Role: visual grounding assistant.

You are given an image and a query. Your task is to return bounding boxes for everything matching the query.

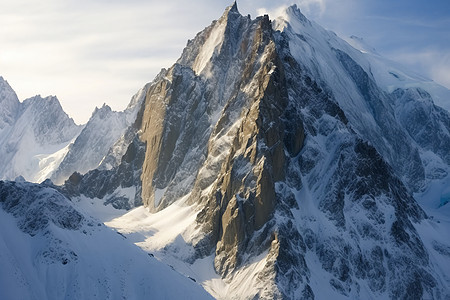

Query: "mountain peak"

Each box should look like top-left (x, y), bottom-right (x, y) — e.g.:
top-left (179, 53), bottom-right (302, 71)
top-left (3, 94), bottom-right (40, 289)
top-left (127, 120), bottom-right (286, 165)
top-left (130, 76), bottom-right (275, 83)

top-left (220, 1), bottom-right (241, 22)
top-left (0, 76), bottom-right (17, 101)
top-left (284, 4), bottom-right (308, 22)
top-left (92, 103), bottom-right (112, 117)
top-left (180, 1), bottom-right (247, 76)
top-left (22, 95), bottom-right (65, 113)
top-left (271, 3), bottom-right (310, 33)
top-left (228, 1), bottom-right (238, 13)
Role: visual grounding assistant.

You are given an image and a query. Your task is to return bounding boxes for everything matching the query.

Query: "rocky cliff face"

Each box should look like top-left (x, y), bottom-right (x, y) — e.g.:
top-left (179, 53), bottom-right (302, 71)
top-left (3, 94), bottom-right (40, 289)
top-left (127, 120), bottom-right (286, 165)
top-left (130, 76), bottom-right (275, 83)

top-left (125, 3), bottom-right (450, 299)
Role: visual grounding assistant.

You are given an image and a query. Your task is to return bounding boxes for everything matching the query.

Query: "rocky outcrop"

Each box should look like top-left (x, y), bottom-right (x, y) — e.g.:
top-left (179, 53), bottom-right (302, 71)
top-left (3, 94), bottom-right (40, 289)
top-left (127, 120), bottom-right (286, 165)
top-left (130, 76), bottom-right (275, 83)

top-left (0, 181), bottom-right (84, 236)
top-left (137, 6), bottom-right (304, 280)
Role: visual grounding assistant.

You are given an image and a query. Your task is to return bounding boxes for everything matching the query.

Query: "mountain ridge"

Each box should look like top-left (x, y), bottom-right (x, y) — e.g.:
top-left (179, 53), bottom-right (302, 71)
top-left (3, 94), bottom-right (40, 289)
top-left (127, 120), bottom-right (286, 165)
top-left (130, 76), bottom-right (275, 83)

top-left (0, 78), bottom-right (145, 185)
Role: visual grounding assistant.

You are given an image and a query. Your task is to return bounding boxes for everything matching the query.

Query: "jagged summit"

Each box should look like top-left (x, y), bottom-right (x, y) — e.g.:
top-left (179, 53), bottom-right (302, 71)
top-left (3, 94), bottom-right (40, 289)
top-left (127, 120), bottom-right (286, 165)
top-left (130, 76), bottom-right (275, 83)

top-left (0, 90), bottom-right (82, 182)
top-left (91, 102), bottom-right (113, 118)
top-left (227, 1), bottom-right (239, 14)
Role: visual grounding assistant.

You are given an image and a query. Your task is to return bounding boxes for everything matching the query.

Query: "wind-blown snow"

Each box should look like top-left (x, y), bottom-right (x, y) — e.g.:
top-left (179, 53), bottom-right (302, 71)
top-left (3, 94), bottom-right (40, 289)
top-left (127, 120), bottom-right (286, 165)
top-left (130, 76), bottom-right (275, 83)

top-left (193, 20), bottom-right (227, 76)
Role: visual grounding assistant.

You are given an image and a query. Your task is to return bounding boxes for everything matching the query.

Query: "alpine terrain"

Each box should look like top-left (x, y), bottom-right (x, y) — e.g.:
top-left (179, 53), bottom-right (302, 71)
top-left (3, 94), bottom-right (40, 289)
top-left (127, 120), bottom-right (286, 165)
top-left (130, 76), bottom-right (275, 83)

top-left (1, 2), bottom-right (450, 300)
top-left (0, 76), bottom-right (144, 185)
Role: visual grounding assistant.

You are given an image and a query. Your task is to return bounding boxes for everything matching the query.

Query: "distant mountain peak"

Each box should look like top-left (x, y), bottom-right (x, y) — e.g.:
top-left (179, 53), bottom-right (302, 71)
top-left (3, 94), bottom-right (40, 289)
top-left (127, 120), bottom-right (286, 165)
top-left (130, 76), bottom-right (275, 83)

top-left (92, 103), bottom-right (113, 118)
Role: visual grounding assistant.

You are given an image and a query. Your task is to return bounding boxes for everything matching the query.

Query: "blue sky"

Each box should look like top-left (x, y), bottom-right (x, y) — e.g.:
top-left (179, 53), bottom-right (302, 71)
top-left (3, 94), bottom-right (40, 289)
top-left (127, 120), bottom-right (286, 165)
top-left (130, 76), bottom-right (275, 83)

top-left (1, 0), bottom-right (449, 123)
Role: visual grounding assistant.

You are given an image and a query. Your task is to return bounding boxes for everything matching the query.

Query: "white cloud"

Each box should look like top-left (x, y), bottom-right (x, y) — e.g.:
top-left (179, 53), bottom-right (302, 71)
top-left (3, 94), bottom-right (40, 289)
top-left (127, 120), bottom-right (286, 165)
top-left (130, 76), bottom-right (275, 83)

top-left (388, 49), bottom-right (450, 89)
top-left (297, 0), bottom-right (326, 17)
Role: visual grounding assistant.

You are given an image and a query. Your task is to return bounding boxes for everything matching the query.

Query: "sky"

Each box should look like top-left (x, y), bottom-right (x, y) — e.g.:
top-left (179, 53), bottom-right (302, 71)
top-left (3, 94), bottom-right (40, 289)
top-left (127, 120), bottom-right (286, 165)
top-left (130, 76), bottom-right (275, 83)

top-left (1, 0), bottom-right (449, 124)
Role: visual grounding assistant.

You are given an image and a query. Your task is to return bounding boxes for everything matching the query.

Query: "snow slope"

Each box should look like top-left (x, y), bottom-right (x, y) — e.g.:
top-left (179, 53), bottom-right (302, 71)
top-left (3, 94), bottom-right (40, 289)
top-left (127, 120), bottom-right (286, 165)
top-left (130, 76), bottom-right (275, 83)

top-left (0, 180), bottom-right (213, 300)
top-left (104, 201), bottom-right (281, 300)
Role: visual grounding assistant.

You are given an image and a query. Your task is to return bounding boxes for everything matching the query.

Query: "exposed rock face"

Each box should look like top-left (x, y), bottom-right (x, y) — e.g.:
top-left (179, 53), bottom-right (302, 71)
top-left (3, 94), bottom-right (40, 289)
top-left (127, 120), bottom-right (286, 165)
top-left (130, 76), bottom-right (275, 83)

top-left (55, 86), bottom-right (149, 210)
top-left (130, 3), bottom-right (450, 299)
top-left (137, 6), bottom-right (300, 280)
top-left (0, 181), bottom-right (84, 236)
top-left (392, 87), bottom-right (450, 173)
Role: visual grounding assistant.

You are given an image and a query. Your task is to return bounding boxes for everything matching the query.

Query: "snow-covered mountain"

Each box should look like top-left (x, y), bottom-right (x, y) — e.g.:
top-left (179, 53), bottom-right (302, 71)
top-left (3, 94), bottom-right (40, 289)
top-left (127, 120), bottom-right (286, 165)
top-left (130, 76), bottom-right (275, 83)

top-left (0, 77), bottom-right (82, 182)
top-left (50, 91), bottom-right (144, 185)
top-left (0, 76), bottom-right (145, 185)
top-left (0, 180), bottom-right (213, 300)
top-left (67, 3), bottom-right (450, 299)
top-left (2, 2), bottom-right (450, 300)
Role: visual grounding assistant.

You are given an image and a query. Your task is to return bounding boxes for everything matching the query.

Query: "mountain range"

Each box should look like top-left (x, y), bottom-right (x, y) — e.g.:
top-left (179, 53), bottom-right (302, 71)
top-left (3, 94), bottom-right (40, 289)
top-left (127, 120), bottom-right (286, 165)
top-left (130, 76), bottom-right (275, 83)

top-left (1, 2), bottom-right (450, 299)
